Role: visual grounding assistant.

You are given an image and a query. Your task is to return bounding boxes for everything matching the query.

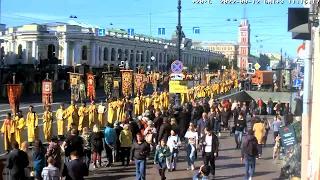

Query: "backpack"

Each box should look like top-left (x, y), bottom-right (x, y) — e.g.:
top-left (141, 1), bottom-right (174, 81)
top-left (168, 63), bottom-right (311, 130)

top-left (244, 137), bottom-right (258, 157)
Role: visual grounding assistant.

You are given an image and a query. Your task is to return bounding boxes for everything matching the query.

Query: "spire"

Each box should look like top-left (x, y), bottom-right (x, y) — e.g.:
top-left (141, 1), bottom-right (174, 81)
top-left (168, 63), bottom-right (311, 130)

top-left (242, 5), bottom-right (247, 19)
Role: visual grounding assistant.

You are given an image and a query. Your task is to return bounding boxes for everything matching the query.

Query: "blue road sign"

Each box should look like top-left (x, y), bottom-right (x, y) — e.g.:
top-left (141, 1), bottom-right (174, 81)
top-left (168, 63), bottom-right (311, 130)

top-left (158, 28), bottom-right (165, 35)
top-left (98, 29), bottom-right (106, 36)
top-left (171, 60), bottom-right (184, 73)
top-left (127, 29), bottom-right (134, 36)
top-left (193, 27), bottom-right (200, 34)
top-left (293, 79), bottom-right (302, 88)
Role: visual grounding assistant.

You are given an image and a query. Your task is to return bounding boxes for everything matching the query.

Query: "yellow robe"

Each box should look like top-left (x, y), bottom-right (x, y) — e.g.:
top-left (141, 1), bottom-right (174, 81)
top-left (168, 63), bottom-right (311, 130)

top-left (145, 97), bottom-right (152, 110)
top-left (153, 95), bottom-right (160, 110)
top-left (56, 108), bottom-right (66, 136)
top-left (42, 111), bottom-right (53, 142)
top-left (88, 105), bottom-right (98, 128)
top-left (14, 116), bottom-right (25, 148)
top-left (181, 93), bottom-right (186, 105)
top-left (1, 119), bottom-right (14, 150)
top-left (159, 94), bottom-right (164, 108)
top-left (134, 97), bottom-right (141, 115)
top-left (26, 112), bottom-right (39, 143)
top-left (140, 97), bottom-right (145, 113)
top-left (107, 102), bottom-right (117, 124)
top-left (97, 105), bottom-right (106, 127)
top-left (116, 100), bottom-right (125, 121)
top-left (163, 92), bottom-right (169, 108)
top-left (66, 105), bottom-right (79, 130)
top-left (78, 106), bottom-right (89, 131)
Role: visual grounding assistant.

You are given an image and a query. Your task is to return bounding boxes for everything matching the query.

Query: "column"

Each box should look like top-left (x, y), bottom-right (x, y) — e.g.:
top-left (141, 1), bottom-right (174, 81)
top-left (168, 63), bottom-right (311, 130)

top-left (63, 41), bottom-right (68, 66)
top-left (32, 41), bottom-right (38, 64)
top-left (23, 41), bottom-right (29, 64)
top-left (73, 41), bottom-right (80, 64)
top-left (95, 44), bottom-right (100, 67)
top-left (91, 43), bottom-right (96, 66)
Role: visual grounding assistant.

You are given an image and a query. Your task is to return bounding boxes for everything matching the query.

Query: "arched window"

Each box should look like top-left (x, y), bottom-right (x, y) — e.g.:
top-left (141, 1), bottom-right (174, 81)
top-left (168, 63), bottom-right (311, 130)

top-left (118, 49), bottom-right (122, 61)
top-left (130, 50), bottom-right (134, 62)
top-left (99, 47), bottom-right (101, 61)
top-left (48, 44), bottom-right (56, 59)
top-left (82, 46), bottom-right (88, 60)
top-left (141, 51), bottom-right (144, 62)
top-left (159, 53), bottom-right (162, 63)
top-left (104, 48), bottom-right (108, 61)
top-left (136, 51), bottom-right (140, 63)
top-left (111, 48), bottom-right (116, 61)
top-left (18, 44), bottom-right (23, 59)
top-left (125, 49), bottom-right (129, 61)
top-left (146, 51), bottom-right (149, 62)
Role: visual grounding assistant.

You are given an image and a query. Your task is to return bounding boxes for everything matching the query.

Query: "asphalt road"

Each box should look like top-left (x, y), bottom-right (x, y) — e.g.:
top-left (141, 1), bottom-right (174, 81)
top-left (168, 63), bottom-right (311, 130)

top-left (84, 116), bottom-right (281, 180)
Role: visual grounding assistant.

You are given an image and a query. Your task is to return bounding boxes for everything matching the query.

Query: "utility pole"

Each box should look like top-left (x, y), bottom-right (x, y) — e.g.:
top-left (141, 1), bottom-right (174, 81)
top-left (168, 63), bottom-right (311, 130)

top-left (177, 0), bottom-right (182, 61)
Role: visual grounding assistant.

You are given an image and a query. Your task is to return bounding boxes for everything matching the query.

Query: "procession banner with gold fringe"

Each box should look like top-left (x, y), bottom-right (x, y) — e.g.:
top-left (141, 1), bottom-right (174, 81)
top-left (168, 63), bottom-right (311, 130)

top-left (121, 70), bottom-right (133, 96)
top-left (87, 73), bottom-right (96, 101)
top-left (7, 84), bottom-right (22, 116)
top-left (69, 73), bottom-right (81, 102)
top-left (134, 74), bottom-right (144, 94)
top-left (42, 80), bottom-right (52, 105)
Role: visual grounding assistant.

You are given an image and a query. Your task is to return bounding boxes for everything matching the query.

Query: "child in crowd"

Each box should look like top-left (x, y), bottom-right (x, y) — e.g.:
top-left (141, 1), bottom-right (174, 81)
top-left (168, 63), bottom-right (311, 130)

top-left (273, 135), bottom-right (281, 159)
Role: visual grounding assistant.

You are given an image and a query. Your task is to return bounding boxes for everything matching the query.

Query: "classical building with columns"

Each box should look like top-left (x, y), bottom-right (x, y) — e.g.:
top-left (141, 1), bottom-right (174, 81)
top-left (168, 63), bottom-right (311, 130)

top-left (0, 21), bottom-right (224, 72)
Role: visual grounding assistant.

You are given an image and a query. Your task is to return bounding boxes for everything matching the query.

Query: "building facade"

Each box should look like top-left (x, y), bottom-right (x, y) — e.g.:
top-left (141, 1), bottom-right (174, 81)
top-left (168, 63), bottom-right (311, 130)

top-left (192, 41), bottom-right (238, 62)
top-left (237, 18), bottom-right (250, 69)
top-left (0, 21), bottom-right (221, 72)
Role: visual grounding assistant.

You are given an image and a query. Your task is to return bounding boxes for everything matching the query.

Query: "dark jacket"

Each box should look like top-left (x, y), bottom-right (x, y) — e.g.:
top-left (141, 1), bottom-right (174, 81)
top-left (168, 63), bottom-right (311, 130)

top-left (62, 158), bottom-right (88, 180)
top-left (241, 135), bottom-right (259, 158)
top-left (200, 134), bottom-right (219, 155)
top-left (130, 140), bottom-right (150, 160)
top-left (221, 111), bottom-right (230, 123)
top-left (235, 118), bottom-right (246, 132)
top-left (158, 123), bottom-right (171, 142)
top-left (6, 149), bottom-right (29, 174)
top-left (153, 116), bottom-right (163, 133)
top-left (178, 111), bottom-right (190, 136)
top-left (90, 132), bottom-right (104, 153)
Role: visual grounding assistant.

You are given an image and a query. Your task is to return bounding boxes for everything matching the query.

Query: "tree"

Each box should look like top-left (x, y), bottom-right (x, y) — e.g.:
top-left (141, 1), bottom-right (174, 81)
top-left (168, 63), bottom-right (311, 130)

top-left (208, 58), bottom-right (231, 71)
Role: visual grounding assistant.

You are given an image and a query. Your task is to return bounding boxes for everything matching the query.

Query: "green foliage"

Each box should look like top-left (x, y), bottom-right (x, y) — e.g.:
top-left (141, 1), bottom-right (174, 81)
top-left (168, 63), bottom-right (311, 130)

top-left (208, 58), bottom-right (230, 71)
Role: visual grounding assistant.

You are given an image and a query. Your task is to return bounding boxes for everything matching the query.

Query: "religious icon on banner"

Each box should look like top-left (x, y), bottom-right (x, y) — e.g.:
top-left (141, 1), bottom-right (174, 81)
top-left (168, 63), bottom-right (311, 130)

top-left (7, 73), bottom-right (22, 116)
top-left (104, 73), bottom-right (113, 98)
top-left (121, 70), bottom-right (133, 96)
top-left (69, 73), bottom-right (80, 102)
top-left (42, 81), bottom-right (52, 105)
top-left (79, 81), bottom-right (86, 102)
top-left (134, 74), bottom-right (144, 93)
top-left (87, 73), bottom-right (96, 101)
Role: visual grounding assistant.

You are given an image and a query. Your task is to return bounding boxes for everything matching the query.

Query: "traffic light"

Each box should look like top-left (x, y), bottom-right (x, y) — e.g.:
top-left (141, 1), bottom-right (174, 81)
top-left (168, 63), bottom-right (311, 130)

top-left (248, 69), bottom-right (255, 74)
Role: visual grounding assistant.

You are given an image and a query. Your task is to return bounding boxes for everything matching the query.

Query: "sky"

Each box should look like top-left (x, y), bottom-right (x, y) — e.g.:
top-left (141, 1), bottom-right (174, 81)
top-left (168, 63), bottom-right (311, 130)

top-left (1, 0), bottom-right (306, 58)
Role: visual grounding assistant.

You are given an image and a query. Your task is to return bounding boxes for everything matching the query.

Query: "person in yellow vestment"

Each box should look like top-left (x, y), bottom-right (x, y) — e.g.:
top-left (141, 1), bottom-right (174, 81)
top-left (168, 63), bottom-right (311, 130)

top-left (14, 110), bottom-right (25, 148)
top-left (88, 101), bottom-right (98, 128)
top-left (145, 94), bottom-right (153, 111)
top-left (163, 90), bottom-right (169, 109)
top-left (181, 93), bottom-right (186, 105)
top-left (134, 94), bottom-right (141, 116)
top-left (78, 102), bottom-right (89, 131)
top-left (42, 105), bottom-right (53, 142)
top-left (107, 100), bottom-right (117, 124)
top-left (66, 102), bottom-right (79, 130)
top-left (159, 91), bottom-right (164, 109)
top-left (153, 92), bottom-right (160, 110)
top-left (26, 106), bottom-right (39, 145)
top-left (1, 113), bottom-right (14, 153)
top-left (56, 104), bottom-right (66, 140)
top-left (98, 101), bottom-right (107, 127)
top-left (140, 95), bottom-right (146, 113)
top-left (116, 98), bottom-right (125, 122)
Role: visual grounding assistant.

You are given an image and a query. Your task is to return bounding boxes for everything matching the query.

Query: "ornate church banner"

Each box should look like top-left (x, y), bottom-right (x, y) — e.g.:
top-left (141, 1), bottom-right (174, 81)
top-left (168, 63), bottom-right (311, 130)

top-left (42, 80), bottom-right (52, 105)
top-left (87, 73), bottom-right (96, 101)
top-left (69, 73), bottom-right (81, 102)
top-left (121, 70), bottom-right (133, 96)
top-left (134, 74), bottom-right (144, 94)
top-left (7, 84), bottom-right (22, 115)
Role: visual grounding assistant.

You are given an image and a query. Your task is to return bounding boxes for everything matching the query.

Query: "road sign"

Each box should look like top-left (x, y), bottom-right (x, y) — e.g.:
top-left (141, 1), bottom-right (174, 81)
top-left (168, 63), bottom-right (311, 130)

top-left (158, 28), bottom-right (165, 35)
top-left (254, 63), bottom-right (261, 70)
top-left (170, 73), bottom-right (185, 81)
top-left (127, 29), bottom-right (134, 36)
top-left (98, 29), bottom-right (106, 36)
top-left (193, 27), bottom-right (200, 34)
top-left (171, 60), bottom-right (184, 73)
top-left (169, 80), bottom-right (188, 93)
top-left (293, 79), bottom-right (302, 88)
top-left (247, 69), bottom-right (255, 74)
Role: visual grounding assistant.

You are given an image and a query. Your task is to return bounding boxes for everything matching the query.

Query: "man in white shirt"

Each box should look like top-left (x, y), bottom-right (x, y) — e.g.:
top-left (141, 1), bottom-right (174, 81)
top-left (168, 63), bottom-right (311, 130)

top-left (231, 100), bottom-right (238, 111)
top-left (166, 130), bottom-right (181, 171)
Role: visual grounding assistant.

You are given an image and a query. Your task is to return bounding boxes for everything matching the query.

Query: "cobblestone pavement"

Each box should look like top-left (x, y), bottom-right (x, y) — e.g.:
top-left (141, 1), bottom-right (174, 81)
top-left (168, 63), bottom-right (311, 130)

top-left (85, 117), bottom-right (281, 180)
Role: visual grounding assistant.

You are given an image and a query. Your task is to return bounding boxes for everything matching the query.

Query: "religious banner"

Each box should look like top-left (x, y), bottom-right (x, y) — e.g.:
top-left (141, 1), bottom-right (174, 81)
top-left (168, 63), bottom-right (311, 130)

top-left (121, 70), bottom-right (133, 96)
top-left (134, 74), bottom-right (144, 94)
top-left (103, 72), bottom-right (114, 98)
top-left (87, 73), bottom-right (96, 101)
top-left (79, 81), bottom-right (86, 102)
top-left (7, 84), bottom-right (22, 116)
top-left (113, 77), bottom-right (121, 99)
top-left (69, 73), bottom-right (81, 102)
top-left (42, 80), bottom-right (52, 105)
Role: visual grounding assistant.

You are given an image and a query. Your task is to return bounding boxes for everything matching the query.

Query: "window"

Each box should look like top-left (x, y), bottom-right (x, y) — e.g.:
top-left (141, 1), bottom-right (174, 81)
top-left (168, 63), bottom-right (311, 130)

top-left (18, 44), bottom-right (23, 59)
top-left (242, 49), bottom-right (245, 54)
top-left (82, 46), bottom-right (88, 60)
top-left (103, 48), bottom-right (108, 61)
top-left (48, 44), bottom-right (56, 59)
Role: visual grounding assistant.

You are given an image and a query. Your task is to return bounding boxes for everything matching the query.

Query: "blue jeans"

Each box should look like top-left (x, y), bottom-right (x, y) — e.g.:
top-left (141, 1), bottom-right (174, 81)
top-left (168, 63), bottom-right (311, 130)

top-left (235, 131), bottom-right (243, 146)
top-left (244, 156), bottom-right (256, 179)
top-left (214, 120), bottom-right (221, 134)
top-left (186, 144), bottom-right (196, 166)
top-left (135, 159), bottom-right (146, 180)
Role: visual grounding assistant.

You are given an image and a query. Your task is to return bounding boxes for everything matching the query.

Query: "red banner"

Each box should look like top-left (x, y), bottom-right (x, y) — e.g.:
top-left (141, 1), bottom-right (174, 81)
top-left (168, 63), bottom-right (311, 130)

top-left (7, 84), bottom-right (22, 115)
top-left (87, 73), bottom-right (96, 101)
top-left (134, 74), bottom-right (144, 94)
top-left (121, 70), bottom-right (133, 96)
top-left (42, 80), bottom-right (52, 105)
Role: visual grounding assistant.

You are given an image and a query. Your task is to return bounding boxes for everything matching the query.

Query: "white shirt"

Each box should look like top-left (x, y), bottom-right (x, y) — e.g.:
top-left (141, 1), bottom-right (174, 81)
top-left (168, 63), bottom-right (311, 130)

top-left (167, 135), bottom-right (180, 152)
top-left (184, 131), bottom-right (198, 145)
top-left (205, 135), bottom-right (213, 152)
top-left (231, 102), bottom-right (238, 110)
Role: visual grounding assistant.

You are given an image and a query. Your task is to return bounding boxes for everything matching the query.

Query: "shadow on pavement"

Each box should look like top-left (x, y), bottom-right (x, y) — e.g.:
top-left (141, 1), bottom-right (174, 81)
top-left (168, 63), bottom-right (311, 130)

top-left (216, 171), bottom-right (275, 180)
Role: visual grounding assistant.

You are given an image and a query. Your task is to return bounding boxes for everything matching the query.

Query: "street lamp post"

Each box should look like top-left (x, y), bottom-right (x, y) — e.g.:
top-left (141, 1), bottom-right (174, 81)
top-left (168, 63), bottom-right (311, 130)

top-left (177, 0), bottom-right (182, 62)
top-left (285, 63), bottom-right (294, 111)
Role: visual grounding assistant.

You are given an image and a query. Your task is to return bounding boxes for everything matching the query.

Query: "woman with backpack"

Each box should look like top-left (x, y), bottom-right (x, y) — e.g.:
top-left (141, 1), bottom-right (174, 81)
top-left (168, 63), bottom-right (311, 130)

top-left (90, 125), bottom-right (104, 169)
top-left (81, 127), bottom-right (91, 170)
top-left (262, 116), bottom-right (271, 147)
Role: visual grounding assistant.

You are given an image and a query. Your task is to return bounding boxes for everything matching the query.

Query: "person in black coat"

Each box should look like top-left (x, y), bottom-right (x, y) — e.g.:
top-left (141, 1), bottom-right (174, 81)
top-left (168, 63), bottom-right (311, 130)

top-left (158, 117), bottom-right (171, 143)
top-left (221, 107), bottom-right (230, 130)
top-left (153, 112), bottom-right (163, 144)
top-left (6, 141), bottom-right (29, 180)
top-left (178, 106), bottom-right (190, 140)
top-left (90, 125), bottom-right (104, 167)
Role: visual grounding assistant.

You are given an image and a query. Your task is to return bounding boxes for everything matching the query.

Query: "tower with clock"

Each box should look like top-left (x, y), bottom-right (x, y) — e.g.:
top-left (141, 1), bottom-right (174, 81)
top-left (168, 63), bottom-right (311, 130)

top-left (237, 7), bottom-right (251, 69)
